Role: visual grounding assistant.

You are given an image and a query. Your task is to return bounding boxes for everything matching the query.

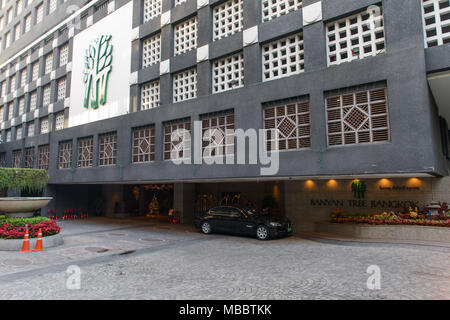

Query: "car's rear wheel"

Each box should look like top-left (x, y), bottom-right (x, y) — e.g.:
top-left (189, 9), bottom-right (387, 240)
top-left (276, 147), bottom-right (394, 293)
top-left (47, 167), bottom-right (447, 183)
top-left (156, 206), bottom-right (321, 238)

top-left (201, 222), bottom-right (212, 234)
top-left (256, 225), bottom-right (269, 240)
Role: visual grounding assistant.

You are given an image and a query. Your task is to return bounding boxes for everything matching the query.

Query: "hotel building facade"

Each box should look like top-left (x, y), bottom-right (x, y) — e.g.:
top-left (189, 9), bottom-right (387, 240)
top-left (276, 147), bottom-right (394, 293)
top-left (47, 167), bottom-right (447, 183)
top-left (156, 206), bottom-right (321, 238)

top-left (1, 0), bottom-right (450, 232)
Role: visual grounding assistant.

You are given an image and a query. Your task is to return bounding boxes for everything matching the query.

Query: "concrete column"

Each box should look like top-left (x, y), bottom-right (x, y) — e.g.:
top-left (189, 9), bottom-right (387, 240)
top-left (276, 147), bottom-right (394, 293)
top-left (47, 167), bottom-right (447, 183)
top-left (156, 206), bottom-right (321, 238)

top-left (173, 183), bottom-right (196, 225)
top-left (103, 184), bottom-right (126, 217)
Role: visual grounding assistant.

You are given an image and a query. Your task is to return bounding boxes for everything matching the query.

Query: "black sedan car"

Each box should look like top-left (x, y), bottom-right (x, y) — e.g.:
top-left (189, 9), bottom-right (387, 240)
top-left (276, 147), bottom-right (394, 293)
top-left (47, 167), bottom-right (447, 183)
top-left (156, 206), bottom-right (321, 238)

top-left (194, 206), bottom-right (292, 240)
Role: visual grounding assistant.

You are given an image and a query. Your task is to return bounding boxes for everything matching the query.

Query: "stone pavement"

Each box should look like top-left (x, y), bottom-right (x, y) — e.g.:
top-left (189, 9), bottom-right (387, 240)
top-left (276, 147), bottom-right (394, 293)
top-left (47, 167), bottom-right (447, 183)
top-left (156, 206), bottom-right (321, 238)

top-left (0, 217), bottom-right (449, 300)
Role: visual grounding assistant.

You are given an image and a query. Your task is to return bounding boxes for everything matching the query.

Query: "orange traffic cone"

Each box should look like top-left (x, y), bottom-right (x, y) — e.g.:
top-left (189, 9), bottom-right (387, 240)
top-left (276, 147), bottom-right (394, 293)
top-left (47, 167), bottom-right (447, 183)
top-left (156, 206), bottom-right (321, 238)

top-left (32, 228), bottom-right (45, 252)
top-left (19, 227), bottom-right (32, 253)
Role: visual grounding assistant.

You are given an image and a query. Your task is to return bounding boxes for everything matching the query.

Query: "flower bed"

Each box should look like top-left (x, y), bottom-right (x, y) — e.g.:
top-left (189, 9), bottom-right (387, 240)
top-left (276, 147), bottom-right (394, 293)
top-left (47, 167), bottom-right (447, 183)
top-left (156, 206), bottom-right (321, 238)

top-left (0, 217), bottom-right (61, 239)
top-left (330, 210), bottom-right (450, 228)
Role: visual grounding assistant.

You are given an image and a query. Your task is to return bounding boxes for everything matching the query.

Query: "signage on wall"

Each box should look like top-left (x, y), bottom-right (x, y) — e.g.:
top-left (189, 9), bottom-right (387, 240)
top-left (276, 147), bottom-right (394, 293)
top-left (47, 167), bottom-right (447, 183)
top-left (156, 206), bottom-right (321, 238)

top-left (83, 35), bottom-right (113, 109)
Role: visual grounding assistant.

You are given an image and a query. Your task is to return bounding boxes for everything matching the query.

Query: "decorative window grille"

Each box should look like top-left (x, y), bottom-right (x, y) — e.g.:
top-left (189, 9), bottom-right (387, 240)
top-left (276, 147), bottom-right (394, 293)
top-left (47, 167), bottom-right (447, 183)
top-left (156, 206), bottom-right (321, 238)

top-left (262, 33), bottom-right (304, 81)
top-left (42, 84), bottom-right (51, 106)
top-left (36, 3), bottom-right (44, 24)
top-left (164, 119), bottom-right (191, 161)
top-left (263, 97), bottom-right (311, 151)
top-left (59, 43), bottom-right (69, 67)
top-left (143, 0), bottom-right (161, 23)
top-left (55, 111), bottom-right (65, 130)
top-left (7, 102), bottom-right (13, 120)
top-left (0, 153), bottom-right (6, 167)
top-left (13, 150), bottom-right (21, 167)
top-left (174, 17), bottom-right (198, 56)
top-left (132, 126), bottom-right (155, 163)
top-left (262, 0), bottom-right (302, 22)
top-left (212, 52), bottom-right (244, 93)
top-left (18, 97), bottom-right (25, 115)
top-left (57, 77), bottom-right (66, 100)
top-left (44, 53), bottom-right (53, 74)
top-left (326, 87), bottom-right (390, 146)
top-left (16, 125), bottom-right (22, 140)
top-left (142, 34), bottom-right (161, 68)
top-left (213, 0), bottom-right (243, 41)
top-left (99, 132), bottom-right (117, 166)
top-left (141, 80), bottom-right (160, 110)
top-left (32, 62), bottom-right (39, 81)
top-left (201, 111), bottom-right (235, 158)
top-left (173, 68), bottom-right (197, 103)
top-left (326, 8), bottom-right (385, 66)
top-left (77, 137), bottom-right (94, 167)
top-left (422, 0), bottom-right (450, 47)
top-left (9, 75), bottom-right (16, 93)
top-left (6, 129), bottom-right (12, 142)
top-left (21, 68), bottom-right (27, 87)
top-left (24, 14), bottom-right (31, 33)
top-left (58, 141), bottom-right (72, 169)
top-left (14, 23), bottom-right (20, 41)
top-left (27, 121), bottom-right (34, 137)
top-left (38, 145), bottom-right (49, 169)
top-left (40, 117), bottom-right (49, 134)
top-left (30, 91), bottom-right (37, 111)
top-left (175, 0), bottom-right (187, 6)
top-left (49, 0), bottom-right (57, 14)
top-left (24, 147), bottom-right (34, 168)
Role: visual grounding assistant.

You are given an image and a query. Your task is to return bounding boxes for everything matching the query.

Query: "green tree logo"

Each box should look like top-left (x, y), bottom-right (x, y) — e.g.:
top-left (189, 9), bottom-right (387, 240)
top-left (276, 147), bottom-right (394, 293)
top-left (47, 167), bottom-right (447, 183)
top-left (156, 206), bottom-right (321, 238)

top-left (351, 180), bottom-right (366, 199)
top-left (83, 35), bottom-right (113, 109)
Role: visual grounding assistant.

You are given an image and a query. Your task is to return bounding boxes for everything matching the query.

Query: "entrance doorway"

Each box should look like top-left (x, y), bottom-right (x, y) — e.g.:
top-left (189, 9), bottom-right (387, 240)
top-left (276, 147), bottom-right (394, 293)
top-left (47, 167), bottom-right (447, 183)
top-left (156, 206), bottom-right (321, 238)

top-left (123, 184), bottom-right (174, 218)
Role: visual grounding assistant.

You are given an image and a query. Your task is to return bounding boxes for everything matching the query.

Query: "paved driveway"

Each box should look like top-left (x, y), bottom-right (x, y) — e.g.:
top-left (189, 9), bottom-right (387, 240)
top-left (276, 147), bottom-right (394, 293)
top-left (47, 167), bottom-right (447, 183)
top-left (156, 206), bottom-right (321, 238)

top-left (0, 218), bottom-right (449, 299)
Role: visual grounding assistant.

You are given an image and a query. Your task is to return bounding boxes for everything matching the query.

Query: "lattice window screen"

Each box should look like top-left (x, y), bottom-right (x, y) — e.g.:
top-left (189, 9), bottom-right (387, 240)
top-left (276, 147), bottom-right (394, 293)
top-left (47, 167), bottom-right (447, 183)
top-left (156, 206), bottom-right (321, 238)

top-left (422, 0), bottom-right (450, 47)
top-left (262, 0), bottom-right (303, 22)
top-left (213, 0), bottom-right (243, 41)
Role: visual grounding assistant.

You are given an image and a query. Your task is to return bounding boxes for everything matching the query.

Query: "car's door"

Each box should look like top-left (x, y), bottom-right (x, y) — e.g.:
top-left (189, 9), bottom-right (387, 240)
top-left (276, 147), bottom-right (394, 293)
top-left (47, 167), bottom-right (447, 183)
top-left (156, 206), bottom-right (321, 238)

top-left (208, 206), bottom-right (230, 232)
top-left (220, 207), bottom-right (250, 235)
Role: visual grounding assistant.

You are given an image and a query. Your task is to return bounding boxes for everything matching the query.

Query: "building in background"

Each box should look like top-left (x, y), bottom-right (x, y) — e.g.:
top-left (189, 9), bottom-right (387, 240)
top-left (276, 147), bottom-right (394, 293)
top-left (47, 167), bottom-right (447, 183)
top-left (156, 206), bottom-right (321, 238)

top-left (0, 0), bottom-right (449, 233)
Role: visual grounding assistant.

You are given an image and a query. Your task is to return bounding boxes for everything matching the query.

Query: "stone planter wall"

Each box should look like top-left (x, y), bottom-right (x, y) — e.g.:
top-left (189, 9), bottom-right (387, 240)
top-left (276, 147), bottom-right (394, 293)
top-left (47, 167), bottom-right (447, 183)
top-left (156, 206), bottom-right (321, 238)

top-left (0, 233), bottom-right (63, 251)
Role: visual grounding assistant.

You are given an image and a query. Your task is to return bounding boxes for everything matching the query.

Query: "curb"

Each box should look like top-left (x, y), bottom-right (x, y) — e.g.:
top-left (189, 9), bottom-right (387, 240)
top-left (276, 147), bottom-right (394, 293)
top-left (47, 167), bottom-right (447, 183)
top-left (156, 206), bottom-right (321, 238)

top-left (0, 234), bottom-right (64, 251)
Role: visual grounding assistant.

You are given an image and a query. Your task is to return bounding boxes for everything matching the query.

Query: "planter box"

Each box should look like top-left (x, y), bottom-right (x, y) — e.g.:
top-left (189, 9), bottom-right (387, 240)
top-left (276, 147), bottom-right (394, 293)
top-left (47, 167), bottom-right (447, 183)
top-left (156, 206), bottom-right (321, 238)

top-left (0, 233), bottom-right (63, 251)
top-left (315, 222), bottom-right (450, 243)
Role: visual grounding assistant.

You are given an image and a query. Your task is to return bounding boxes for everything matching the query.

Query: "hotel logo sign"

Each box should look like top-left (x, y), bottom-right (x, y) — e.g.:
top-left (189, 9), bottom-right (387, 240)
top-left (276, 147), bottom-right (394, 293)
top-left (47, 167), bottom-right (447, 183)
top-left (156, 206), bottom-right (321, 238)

top-left (83, 35), bottom-right (113, 109)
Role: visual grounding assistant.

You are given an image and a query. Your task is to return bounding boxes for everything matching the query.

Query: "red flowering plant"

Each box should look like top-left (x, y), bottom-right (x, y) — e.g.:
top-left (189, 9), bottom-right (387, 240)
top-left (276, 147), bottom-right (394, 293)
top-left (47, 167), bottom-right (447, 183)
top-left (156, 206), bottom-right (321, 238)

top-left (0, 217), bottom-right (61, 239)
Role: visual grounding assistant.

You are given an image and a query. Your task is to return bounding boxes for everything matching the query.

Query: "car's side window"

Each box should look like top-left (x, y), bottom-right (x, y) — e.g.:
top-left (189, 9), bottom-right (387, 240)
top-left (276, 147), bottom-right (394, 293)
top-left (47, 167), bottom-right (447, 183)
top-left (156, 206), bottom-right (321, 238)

top-left (227, 207), bottom-right (242, 217)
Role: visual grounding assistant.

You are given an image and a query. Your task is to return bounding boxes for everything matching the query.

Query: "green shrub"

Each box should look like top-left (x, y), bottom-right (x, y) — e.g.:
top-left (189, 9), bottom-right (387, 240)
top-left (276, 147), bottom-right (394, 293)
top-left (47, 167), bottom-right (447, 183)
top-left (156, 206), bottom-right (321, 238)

top-left (0, 216), bottom-right (50, 227)
top-left (0, 168), bottom-right (49, 193)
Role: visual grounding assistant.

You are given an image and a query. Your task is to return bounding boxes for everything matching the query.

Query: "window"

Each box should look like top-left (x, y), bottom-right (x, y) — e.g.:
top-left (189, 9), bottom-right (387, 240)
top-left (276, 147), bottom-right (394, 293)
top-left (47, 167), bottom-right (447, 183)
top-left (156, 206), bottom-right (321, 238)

top-left (132, 126), bottom-right (155, 163)
top-left (13, 150), bottom-right (21, 167)
top-left (49, 0), bottom-right (57, 14)
top-left (6, 129), bottom-right (12, 142)
top-left (77, 137), bottom-right (94, 167)
top-left (44, 53), bottom-right (53, 74)
top-left (326, 87), bottom-right (390, 146)
top-left (212, 52), bottom-right (244, 93)
top-left (17, 0), bottom-right (23, 15)
top-left (174, 17), bottom-right (197, 56)
top-left (201, 111), bottom-right (235, 158)
top-left (326, 8), bottom-right (385, 66)
top-left (58, 141), bottom-right (72, 169)
top-left (59, 43), bottom-right (69, 67)
top-left (263, 97), bottom-right (311, 151)
top-left (24, 147), bottom-right (34, 168)
top-left (7, 102), bottom-right (13, 120)
top-left (164, 119), bottom-right (191, 161)
top-left (9, 74), bottom-right (16, 93)
top-left (24, 14), bottom-right (31, 33)
top-left (32, 62), bottom-right (39, 81)
top-left (262, 0), bottom-right (302, 22)
top-left (141, 80), bottom-right (160, 110)
top-left (99, 132), bottom-right (117, 166)
top-left (36, 3), bottom-right (44, 24)
top-left (42, 84), bottom-right (51, 106)
top-left (0, 81), bottom-right (6, 97)
top-left (173, 68), bottom-right (197, 103)
top-left (143, 0), bottom-right (161, 23)
top-left (14, 23), bottom-right (20, 41)
top-left (27, 121), bottom-right (34, 137)
top-left (142, 34), bottom-right (161, 68)
top-left (213, 0), bottom-right (243, 41)
top-left (6, 8), bottom-right (12, 23)
top-left (57, 77), bottom-right (66, 100)
top-left (55, 111), bottom-right (65, 130)
top-left (4, 31), bottom-right (11, 48)
top-left (0, 17), bottom-right (3, 32)
top-left (30, 91), bottom-right (37, 111)
top-left (0, 153), bottom-right (6, 167)
top-left (16, 125), bottom-right (22, 139)
top-left (18, 97), bottom-right (25, 115)
top-left (0, 106), bottom-right (4, 120)
top-left (422, 0), bottom-right (450, 47)
top-left (175, 0), bottom-right (187, 6)
top-left (38, 145), bottom-right (49, 169)
top-left (40, 117), bottom-right (49, 134)
top-left (20, 68), bottom-right (27, 87)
